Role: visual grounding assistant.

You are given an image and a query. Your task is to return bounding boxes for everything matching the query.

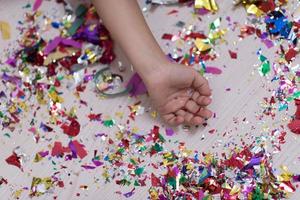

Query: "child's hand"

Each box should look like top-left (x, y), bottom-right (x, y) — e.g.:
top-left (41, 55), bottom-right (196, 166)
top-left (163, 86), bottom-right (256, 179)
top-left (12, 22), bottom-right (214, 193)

top-left (144, 63), bottom-right (213, 126)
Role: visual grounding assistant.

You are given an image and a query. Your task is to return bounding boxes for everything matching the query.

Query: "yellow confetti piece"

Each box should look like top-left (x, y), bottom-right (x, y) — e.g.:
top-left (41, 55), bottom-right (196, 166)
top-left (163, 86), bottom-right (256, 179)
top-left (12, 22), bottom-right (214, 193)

top-left (13, 189), bottom-right (23, 199)
top-left (43, 47), bottom-right (77, 65)
top-left (0, 21), bottom-right (11, 40)
top-left (34, 153), bottom-right (43, 163)
top-left (115, 111), bottom-right (124, 119)
top-left (278, 165), bottom-right (293, 182)
top-left (195, 0), bottom-right (218, 12)
top-left (194, 38), bottom-right (211, 52)
top-left (30, 177), bottom-right (53, 197)
top-left (151, 111), bottom-right (157, 119)
top-left (246, 4), bottom-right (263, 17)
top-left (48, 91), bottom-right (64, 103)
top-left (230, 185), bottom-right (241, 195)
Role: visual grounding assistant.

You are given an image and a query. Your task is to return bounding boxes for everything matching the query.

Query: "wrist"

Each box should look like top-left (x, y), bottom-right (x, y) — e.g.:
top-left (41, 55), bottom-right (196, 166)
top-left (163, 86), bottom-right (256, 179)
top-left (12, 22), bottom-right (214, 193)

top-left (136, 56), bottom-right (170, 86)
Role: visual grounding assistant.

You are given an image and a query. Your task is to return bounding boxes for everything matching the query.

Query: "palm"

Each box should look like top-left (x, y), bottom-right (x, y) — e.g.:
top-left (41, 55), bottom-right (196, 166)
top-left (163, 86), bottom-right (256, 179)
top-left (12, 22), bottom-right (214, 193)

top-left (146, 64), bottom-right (212, 126)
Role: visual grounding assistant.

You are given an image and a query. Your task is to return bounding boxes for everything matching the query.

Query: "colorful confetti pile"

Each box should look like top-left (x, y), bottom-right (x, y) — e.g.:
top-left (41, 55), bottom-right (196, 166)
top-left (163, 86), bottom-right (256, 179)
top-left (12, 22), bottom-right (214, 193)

top-left (0, 0), bottom-right (300, 199)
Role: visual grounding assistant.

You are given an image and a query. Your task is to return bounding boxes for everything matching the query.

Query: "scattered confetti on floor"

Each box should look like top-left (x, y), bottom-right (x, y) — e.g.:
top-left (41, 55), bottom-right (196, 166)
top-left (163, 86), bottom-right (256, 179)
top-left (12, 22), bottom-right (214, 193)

top-left (0, 0), bottom-right (300, 199)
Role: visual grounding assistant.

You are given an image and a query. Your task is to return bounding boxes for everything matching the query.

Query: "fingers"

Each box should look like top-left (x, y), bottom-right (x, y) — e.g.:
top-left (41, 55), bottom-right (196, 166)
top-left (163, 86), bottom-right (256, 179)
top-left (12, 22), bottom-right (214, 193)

top-left (162, 113), bottom-right (184, 126)
top-left (196, 107), bottom-right (213, 119)
top-left (175, 109), bottom-right (205, 126)
top-left (185, 100), bottom-right (200, 114)
top-left (192, 71), bottom-right (211, 96)
top-left (160, 97), bottom-right (187, 114)
top-left (196, 96), bottom-right (212, 106)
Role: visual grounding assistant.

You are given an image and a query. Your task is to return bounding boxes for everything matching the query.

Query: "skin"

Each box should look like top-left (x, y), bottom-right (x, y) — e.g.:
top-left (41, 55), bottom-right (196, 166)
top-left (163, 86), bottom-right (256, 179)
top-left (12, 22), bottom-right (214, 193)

top-left (92, 0), bottom-right (213, 126)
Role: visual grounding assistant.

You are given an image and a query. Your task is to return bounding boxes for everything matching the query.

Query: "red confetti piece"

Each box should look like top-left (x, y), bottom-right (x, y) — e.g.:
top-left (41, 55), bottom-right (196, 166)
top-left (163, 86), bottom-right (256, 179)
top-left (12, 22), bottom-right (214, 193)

top-left (161, 33), bottom-right (173, 40)
top-left (51, 141), bottom-right (71, 157)
top-left (61, 119), bottom-right (80, 137)
top-left (228, 50), bottom-right (237, 59)
top-left (151, 173), bottom-right (161, 187)
top-left (72, 140), bottom-right (88, 159)
top-left (285, 48), bottom-right (297, 62)
top-left (167, 10), bottom-right (178, 15)
top-left (288, 99), bottom-right (300, 134)
top-left (87, 113), bottom-right (102, 121)
top-left (5, 153), bottom-right (22, 170)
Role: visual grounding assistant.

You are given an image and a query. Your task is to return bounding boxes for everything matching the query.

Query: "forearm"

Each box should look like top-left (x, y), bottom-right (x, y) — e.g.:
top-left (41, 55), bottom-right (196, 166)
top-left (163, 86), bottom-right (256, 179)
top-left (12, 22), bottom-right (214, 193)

top-left (91, 0), bottom-right (167, 80)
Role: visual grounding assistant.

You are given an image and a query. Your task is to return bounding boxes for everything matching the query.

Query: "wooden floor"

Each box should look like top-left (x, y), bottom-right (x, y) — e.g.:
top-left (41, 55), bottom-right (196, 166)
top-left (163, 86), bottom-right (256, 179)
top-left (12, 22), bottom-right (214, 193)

top-left (0, 0), bottom-right (300, 199)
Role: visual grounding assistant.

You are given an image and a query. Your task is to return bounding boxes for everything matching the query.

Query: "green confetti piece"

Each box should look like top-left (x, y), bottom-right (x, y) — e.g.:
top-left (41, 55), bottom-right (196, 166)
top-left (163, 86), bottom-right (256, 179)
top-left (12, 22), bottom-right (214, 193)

top-left (209, 17), bottom-right (221, 30)
top-left (117, 147), bottom-right (125, 154)
top-left (67, 17), bottom-right (85, 36)
top-left (167, 177), bottom-right (176, 189)
top-left (139, 146), bottom-right (147, 152)
top-left (48, 86), bottom-right (56, 93)
top-left (203, 196), bottom-right (212, 200)
top-left (57, 75), bottom-right (64, 81)
top-left (252, 186), bottom-right (264, 200)
top-left (75, 4), bottom-right (88, 17)
top-left (130, 158), bottom-right (137, 165)
top-left (158, 134), bottom-right (166, 143)
top-left (179, 176), bottom-right (187, 184)
top-left (134, 167), bottom-right (144, 176)
top-left (152, 143), bottom-right (163, 152)
top-left (287, 91), bottom-right (300, 102)
top-left (103, 119), bottom-right (115, 127)
top-left (260, 61), bottom-right (271, 76)
top-left (134, 180), bottom-right (140, 186)
top-left (119, 179), bottom-right (131, 186)
top-left (184, 53), bottom-right (190, 59)
top-left (259, 55), bottom-right (267, 62)
top-left (3, 133), bottom-right (10, 138)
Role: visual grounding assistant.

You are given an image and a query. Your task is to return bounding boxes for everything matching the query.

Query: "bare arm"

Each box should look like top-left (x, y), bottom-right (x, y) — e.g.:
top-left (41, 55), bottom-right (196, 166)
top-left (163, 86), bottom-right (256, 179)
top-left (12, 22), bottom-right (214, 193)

top-left (91, 0), bottom-right (167, 83)
top-left (92, 0), bottom-right (213, 126)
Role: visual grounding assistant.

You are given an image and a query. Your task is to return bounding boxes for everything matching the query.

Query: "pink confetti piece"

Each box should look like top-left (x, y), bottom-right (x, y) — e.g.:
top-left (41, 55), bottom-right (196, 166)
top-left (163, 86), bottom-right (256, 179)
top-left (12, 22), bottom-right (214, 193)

top-left (33, 0), bottom-right (43, 12)
top-left (205, 66), bottom-right (222, 75)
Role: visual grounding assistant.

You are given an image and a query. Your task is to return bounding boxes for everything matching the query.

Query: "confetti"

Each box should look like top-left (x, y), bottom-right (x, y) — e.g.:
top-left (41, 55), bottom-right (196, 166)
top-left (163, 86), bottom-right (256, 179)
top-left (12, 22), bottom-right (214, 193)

top-left (33, 0), bottom-right (43, 12)
top-left (0, 21), bottom-right (11, 40)
top-left (1, 1), bottom-right (300, 199)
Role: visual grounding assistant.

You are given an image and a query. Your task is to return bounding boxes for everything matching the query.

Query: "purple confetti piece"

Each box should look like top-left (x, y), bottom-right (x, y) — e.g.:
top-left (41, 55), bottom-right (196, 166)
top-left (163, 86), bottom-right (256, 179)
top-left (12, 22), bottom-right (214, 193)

top-left (244, 157), bottom-right (262, 169)
top-left (61, 38), bottom-right (82, 49)
top-left (92, 159), bottom-right (103, 167)
top-left (68, 141), bottom-right (78, 159)
top-left (38, 151), bottom-right (49, 157)
top-left (123, 188), bottom-right (135, 198)
top-left (293, 175), bottom-right (300, 182)
top-left (126, 73), bottom-right (148, 96)
top-left (40, 122), bottom-right (53, 132)
top-left (81, 165), bottom-right (96, 170)
top-left (44, 37), bottom-right (82, 55)
top-left (262, 39), bottom-right (274, 49)
top-left (5, 57), bottom-right (16, 67)
top-left (43, 37), bottom-right (62, 55)
top-left (196, 8), bottom-right (210, 15)
top-left (165, 128), bottom-right (175, 136)
top-left (0, 91), bottom-right (7, 98)
top-left (2, 73), bottom-right (22, 86)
